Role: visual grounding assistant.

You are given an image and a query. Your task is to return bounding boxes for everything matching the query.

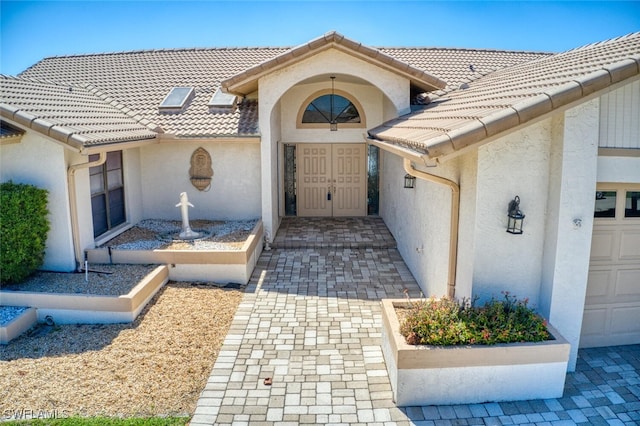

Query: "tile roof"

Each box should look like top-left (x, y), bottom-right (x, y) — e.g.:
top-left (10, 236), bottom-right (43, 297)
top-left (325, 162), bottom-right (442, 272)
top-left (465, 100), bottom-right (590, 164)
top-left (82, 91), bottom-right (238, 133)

top-left (377, 47), bottom-right (550, 91)
top-left (0, 75), bottom-right (158, 149)
top-left (18, 48), bottom-right (290, 139)
top-left (368, 33), bottom-right (640, 160)
top-left (15, 41), bottom-right (545, 140)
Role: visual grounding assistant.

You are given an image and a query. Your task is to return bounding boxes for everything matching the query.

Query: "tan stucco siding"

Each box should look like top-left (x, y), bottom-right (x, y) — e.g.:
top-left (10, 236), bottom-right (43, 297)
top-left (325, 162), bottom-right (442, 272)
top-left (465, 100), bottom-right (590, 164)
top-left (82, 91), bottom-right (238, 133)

top-left (139, 142), bottom-right (261, 220)
top-left (472, 119), bottom-right (554, 305)
top-left (380, 153), bottom-right (455, 298)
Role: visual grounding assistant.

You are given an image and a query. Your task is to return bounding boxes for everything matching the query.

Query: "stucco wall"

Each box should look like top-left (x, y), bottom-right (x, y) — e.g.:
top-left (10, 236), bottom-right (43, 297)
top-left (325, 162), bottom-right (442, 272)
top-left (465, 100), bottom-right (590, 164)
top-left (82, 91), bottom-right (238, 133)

top-left (259, 49), bottom-right (410, 121)
top-left (541, 100), bottom-right (600, 371)
top-left (0, 132), bottom-right (75, 271)
top-left (264, 99), bottom-right (282, 240)
top-left (381, 119), bottom-right (557, 303)
top-left (124, 148), bottom-right (145, 226)
top-left (139, 142), bottom-right (261, 220)
top-left (454, 150), bottom-right (478, 300)
top-left (379, 153), bottom-right (452, 298)
top-left (68, 151), bottom-right (98, 256)
top-left (472, 119), bottom-right (553, 306)
top-left (540, 114), bottom-right (565, 320)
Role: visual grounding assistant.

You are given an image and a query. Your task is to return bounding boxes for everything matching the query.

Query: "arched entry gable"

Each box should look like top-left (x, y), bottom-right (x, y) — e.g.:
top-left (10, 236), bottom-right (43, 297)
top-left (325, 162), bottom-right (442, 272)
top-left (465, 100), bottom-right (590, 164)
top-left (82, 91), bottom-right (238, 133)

top-left (259, 48), bottom-right (411, 122)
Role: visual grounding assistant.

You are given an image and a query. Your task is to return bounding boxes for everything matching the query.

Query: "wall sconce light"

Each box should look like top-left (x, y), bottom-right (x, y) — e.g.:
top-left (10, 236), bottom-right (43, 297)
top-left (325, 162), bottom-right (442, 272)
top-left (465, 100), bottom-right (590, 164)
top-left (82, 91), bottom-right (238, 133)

top-left (404, 174), bottom-right (416, 189)
top-left (507, 195), bottom-right (525, 234)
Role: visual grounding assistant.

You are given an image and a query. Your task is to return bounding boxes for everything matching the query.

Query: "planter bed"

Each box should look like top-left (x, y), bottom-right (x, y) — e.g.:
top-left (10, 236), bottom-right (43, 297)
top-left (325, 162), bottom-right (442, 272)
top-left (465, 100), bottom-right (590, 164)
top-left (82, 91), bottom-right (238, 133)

top-left (381, 299), bottom-right (571, 406)
top-left (86, 220), bottom-right (263, 284)
top-left (0, 307), bottom-right (37, 344)
top-left (0, 265), bottom-right (168, 325)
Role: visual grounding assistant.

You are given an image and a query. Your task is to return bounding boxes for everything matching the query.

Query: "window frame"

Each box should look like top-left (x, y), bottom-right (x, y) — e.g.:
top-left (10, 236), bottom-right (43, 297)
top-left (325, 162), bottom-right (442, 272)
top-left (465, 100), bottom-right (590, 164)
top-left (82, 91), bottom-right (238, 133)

top-left (89, 151), bottom-right (126, 237)
top-left (296, 89), bottom-right (366, 129)
top-left (594, 183), bottom-right (640, 222)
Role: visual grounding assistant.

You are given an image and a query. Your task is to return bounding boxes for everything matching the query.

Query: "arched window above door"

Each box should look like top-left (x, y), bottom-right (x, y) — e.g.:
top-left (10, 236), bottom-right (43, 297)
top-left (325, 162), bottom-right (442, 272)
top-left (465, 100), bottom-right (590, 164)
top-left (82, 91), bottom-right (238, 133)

top-left (297, 89), bottom-right (366, 129)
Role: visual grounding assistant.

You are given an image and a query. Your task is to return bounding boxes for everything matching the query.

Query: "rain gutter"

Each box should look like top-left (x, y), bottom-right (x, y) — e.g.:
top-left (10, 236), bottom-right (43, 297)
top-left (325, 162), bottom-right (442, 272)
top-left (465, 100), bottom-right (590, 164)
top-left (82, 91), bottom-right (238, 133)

top-left (402, 158), bottom-right (460, 298)
top-left (67, 152), bottom-right (106, 271)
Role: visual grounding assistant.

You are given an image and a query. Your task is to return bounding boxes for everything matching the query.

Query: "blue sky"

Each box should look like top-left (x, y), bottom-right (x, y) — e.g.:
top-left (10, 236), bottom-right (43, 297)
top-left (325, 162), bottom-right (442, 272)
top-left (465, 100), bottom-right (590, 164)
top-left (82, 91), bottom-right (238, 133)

top-left (1, 1), bottom-right (639, 76)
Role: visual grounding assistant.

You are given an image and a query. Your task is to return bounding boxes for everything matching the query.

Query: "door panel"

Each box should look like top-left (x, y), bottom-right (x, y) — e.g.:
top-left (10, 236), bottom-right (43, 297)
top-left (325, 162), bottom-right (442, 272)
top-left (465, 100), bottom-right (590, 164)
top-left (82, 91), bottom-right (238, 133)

top-left (333, 144), bottom-right (366, 216)
top-left (297, 145), bottom-right (332, 217)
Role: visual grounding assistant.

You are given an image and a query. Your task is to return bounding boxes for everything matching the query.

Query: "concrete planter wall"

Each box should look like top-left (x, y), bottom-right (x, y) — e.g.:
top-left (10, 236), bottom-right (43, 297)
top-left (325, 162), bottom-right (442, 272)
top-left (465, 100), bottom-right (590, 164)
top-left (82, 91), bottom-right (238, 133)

top-left (0, 266), bottom-right (168, 324)
top-left (381, 299), bottom-right (571, 406)
top-left (1, 308), bottom-right (37, 344)
top-left (87, 221), bottom-right (263, 284)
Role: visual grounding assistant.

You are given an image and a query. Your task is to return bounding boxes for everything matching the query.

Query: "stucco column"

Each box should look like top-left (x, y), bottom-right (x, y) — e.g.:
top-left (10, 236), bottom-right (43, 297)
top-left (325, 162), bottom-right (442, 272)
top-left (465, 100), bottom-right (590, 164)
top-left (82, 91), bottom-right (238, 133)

top-left (258, 81), bottom-right (281, 242)
top-left (542, 99), bottom-right (599, 371)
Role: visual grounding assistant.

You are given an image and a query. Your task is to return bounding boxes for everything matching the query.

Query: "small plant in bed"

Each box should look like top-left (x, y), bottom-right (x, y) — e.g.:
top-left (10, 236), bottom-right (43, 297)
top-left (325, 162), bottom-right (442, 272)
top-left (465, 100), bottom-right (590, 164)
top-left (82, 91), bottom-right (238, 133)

top-left (399, 291), bottom-right (550, 346)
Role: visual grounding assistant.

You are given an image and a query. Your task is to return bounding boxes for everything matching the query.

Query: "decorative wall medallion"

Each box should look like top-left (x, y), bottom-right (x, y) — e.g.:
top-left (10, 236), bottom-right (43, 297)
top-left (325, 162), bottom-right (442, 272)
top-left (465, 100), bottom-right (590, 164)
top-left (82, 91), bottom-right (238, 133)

top-left (189, 147), bottom-right (213, 191)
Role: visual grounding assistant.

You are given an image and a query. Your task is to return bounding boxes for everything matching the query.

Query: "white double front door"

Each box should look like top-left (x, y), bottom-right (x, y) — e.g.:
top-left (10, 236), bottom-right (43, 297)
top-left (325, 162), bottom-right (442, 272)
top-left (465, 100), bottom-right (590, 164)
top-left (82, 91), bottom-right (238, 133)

top-left (296, 143), bottom-right (367, 217)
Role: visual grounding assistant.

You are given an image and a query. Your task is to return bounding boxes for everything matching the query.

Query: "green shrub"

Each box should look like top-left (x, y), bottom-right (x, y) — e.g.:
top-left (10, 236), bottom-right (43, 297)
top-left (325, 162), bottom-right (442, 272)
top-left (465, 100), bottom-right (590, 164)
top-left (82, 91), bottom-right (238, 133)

top-left (1, 181), bottom-right (50, 284)
top-left (399, 292), bottom-right (550, 346)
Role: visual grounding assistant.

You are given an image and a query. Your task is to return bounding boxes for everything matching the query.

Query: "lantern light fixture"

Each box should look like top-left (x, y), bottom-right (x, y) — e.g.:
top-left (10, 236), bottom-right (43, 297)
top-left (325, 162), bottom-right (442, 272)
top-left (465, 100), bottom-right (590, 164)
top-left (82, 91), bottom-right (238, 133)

top-left (404, 174), bottom-right (416, 189)
top-left (507, 195), bottom-right (525, 234)
top-left (330, 76), bottom-right (338, 131)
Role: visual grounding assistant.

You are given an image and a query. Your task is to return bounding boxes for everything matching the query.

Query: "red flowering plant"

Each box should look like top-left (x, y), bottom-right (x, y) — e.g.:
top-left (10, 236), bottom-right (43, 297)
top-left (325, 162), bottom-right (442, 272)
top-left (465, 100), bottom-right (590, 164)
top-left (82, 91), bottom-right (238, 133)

top-left (399, 291), bottom-right (550, 346)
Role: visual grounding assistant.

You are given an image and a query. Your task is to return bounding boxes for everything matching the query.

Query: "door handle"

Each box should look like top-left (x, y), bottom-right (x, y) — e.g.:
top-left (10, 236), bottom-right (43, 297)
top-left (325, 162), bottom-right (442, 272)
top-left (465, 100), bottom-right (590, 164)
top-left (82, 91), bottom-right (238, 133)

top-left (327, 185), bottom-right (332, 201)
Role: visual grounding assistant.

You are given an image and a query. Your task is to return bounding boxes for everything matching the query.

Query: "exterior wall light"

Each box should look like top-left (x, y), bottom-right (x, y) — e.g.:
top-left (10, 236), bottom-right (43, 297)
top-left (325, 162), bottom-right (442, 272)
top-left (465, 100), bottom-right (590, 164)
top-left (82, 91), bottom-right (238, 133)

top-left (507, 195), bottom-right (525, 234)
top-left (404, 174), bottom-right (416, 189)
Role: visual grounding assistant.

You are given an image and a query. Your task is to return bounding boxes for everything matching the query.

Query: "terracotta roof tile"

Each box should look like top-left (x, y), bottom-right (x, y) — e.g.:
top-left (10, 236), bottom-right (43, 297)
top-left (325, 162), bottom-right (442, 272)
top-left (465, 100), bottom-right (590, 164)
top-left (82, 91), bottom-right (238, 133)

top-left (0, 75), bottom-right (157, 148)
top-left (369, 33), bottom-right (640, 159)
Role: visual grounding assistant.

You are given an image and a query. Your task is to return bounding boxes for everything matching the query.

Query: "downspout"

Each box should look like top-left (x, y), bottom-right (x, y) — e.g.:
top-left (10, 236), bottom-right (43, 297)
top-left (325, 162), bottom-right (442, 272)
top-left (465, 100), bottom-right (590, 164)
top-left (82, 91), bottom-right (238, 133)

top-left (67, 153), bottom-right (106, 271)
top-left (403, 158), bottom-right (460, 298)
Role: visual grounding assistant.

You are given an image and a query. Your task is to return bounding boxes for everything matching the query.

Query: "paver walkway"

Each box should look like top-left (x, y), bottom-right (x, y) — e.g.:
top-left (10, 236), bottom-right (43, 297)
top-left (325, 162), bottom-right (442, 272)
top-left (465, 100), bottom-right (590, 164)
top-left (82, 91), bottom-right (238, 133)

top-left (192, 218), bottom-right (640, 425)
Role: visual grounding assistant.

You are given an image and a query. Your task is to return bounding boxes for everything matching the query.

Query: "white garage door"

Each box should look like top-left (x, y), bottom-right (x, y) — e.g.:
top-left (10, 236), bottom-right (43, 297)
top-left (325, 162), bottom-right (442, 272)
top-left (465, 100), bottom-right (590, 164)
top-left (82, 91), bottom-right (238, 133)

top-left (581, 184), bottom-right (640, 348)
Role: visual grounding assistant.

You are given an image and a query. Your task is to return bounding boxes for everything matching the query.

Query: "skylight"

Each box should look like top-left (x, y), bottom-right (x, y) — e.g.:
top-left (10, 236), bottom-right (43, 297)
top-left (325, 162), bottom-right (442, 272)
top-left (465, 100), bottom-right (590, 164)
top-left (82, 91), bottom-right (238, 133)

top-left (208, 88), bottom-right (237, 108)
top-left (160, 87), bottom-right (194, 109)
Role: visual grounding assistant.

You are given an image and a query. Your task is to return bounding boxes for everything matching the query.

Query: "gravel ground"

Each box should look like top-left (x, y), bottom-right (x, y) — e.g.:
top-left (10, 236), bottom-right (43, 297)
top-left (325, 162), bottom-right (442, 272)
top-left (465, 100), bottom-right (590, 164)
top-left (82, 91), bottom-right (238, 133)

top-left (1, 264), bottom-right (157, 296)
top-left (0, 219), bottom-right (253, 418)
top-left (0, 307), bottom-right (29, 326)
top-left (103, 219), bottom-right (258, 251)
top-left (0, 282), bottom-right (244, 418)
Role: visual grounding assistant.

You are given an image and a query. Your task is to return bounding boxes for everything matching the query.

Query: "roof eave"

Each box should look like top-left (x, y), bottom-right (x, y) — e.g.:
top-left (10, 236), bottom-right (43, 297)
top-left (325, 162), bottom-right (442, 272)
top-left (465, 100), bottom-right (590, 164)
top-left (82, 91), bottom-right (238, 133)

top-left (0, 103), bottom-right (159, 152)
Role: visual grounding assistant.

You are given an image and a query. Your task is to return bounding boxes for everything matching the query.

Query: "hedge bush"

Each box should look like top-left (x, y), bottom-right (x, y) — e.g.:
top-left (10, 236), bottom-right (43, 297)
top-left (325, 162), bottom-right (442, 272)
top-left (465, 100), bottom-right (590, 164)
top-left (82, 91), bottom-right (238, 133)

top-left (1, 181), bottom-right (50, 284)
top-left (400, 292), bottom-right (550, 346)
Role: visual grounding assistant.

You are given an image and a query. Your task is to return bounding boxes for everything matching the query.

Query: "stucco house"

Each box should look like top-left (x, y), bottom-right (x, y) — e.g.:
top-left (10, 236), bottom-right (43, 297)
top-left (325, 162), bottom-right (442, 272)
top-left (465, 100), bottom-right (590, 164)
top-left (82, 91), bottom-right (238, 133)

top-left (1, 31), bottom-right (639, 370)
